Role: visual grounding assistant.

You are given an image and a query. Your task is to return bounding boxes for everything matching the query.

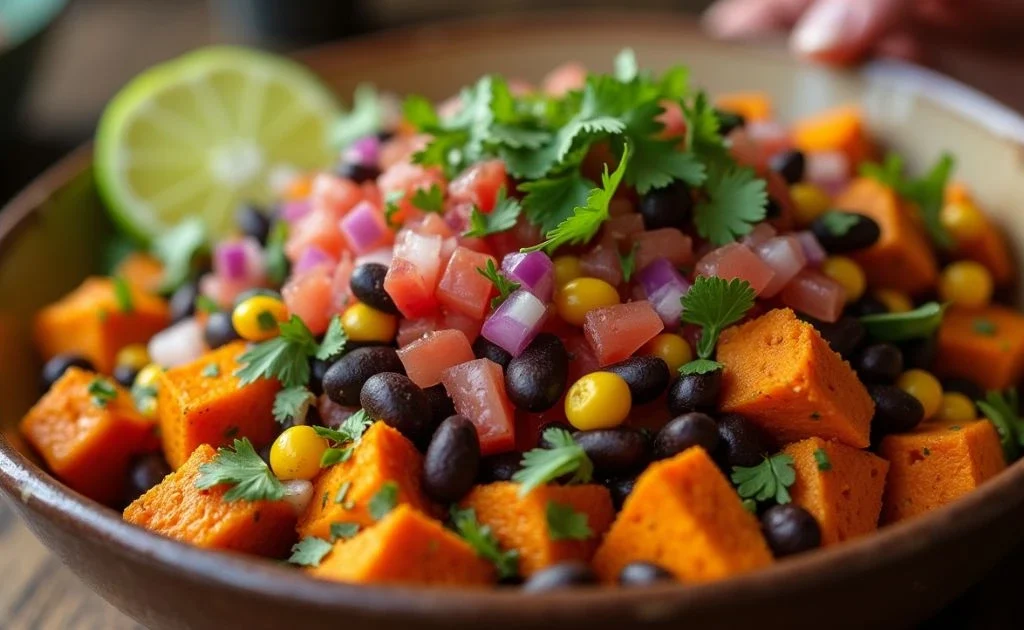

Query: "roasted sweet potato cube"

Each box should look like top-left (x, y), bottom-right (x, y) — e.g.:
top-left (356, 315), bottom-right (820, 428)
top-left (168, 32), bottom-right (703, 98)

top-left (835, 178), bottom-right (938, 295)
top-left (460, 482), bottom-right (614, 576)
top-left (123, 444), bottom-right (297, 557)
top-left (310, 504), bottom-right (495, 586)
top-left (879, 420), bottom-right (1005, 523)
top-left (115, 252), bottom-right (166, 294)
top-left (791, 106), bottom-right (873, 166)
top-left (20, 368), bottom-right (158, 505)
top-left (715, 92), bottom-right (772, 123)
top-left (157, 341), bottom-right (279, 468)
top-left (936, 306), bottom-right (1024, 390)
top-left (34, 277), bottom-right (170, 373)
top-left (592, 447), bottom-right (772, 583)
top-left (718, 308), bottom-right (875, 448)
top-left (298, 422), bottom-right (433, 539)
top-left (784, 437), bottom-right (889, 545)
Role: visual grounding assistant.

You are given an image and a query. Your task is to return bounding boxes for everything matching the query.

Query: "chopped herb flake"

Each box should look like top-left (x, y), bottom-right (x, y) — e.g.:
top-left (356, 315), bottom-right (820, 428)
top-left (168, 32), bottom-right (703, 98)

top-left (512, 428), bottom-right (593, 496)
top-left (450, 506), bottom-right (520, 579)
top-left (731, 454), bottom-right (796, 506)
top-left (368, 481), bottom-right (399, 521)
top-left (201, 363), bottom-right (220, 378)
top-left (113, 277), bottom-right (134, 313)
top-left (87, 378), bottom-right (118, 407)
top-left (813, 448), bottom-right (832, 471)
top-left (973, 318), bottom-right (997, 336)
top-left (329, 522), bottom-right (361, 541)
top-left (288, 536), bottom-right (333, 567)
top-left (545, 501), bottom-right (592, 541)
top-left (476, 258), bottom-right (521, 309)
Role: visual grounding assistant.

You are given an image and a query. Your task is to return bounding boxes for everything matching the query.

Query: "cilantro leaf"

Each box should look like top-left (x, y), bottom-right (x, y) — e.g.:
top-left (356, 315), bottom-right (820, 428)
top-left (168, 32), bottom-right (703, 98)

top-left (450, 506), bottom-right (520, 579)
top-left (316, 316), bottom-right (347, 361)
top-left (314, 409), bottom-right (372, 468)
top-left (680, 276), bottom-right (756, 365)
top-left (195, 438), bottom-right (285, 502)
top-left (545, 501), bottom-right (592, 541)
top-left (859, 153), bottom-right (904, 188)
top-left (288, 537), bottom-right (333, 567)
top-left (977, 389), bottom-right (1024, 462)
top-left (512, 428), bottom-right (593, 496)
top-left (273, 386), bottom-right (315, 425)
top-left (859, 302), bottom-right (946, 342)
top-left (368, 481), bottom-right (399, 521)
top-left (614, 48), bottom-right (638, 82)
top-left (265, 221), bottom-right (290, 287)
top-left (973, 318), bottom-right (998, 336)
top-left (383, 190), bottom-right (404, 229)
top-left (201, 363), bottom-right (220, 378)
top-left (151, 218), bottom-right (207, 294)
top-left (813, 448), bottom-right (832, 471)
top-left (476, 259), bottom-right (520, 309)
top-left (464, 186), bottom-right (522, 238)
top-left (694, 161), bottom-right (767, 245)
top-left (682, 92), bottom-right (726, 156)
top-left (235, 316), bottom-right (319, 388)
top-left (329, 522), bottom-right (361, 542)
top-left (113, 277), bottom-right (134, 313)
top-left (402, 94), bottom-right (439, 129)
top-left (410, 183), bottom-right (445, 213)
top-left (519, 172), bottom-right (595, 234)
top-left (819, 211), bottom-right (859, 237)
top-left (88, 378), bottom-right (118, 407)
top-left (521, 144), bottom-right (630, 253)
top-left (320, 447), bottom-right (353, 467)
top-left (334, 481), bottom-right (352, 505)
top-left (679, 358), bottom-right (725, 376)
top-left (331, 84), bottom-right (384, 150)
top-left (618, 243), bottom-right (639, 283)
top-left (196, 295), bottom-right (221, 314)
top-left (731, 454), bottom-right (796, 505)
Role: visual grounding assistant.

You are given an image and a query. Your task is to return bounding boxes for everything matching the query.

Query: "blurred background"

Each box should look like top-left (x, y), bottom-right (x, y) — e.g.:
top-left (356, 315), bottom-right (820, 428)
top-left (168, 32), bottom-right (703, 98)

top-left (0, 0), bottom-right (714, 202)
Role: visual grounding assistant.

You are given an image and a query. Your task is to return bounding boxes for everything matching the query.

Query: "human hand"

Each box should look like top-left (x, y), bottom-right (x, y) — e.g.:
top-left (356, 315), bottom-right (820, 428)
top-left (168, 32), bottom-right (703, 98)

top-left (703, 0), bottom-right (1024, 65)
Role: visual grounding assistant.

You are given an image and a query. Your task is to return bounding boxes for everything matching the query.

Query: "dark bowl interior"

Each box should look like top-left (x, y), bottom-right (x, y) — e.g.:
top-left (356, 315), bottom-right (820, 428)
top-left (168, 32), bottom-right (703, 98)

top-left (0, 0), bottom-right (66, 144)
top-left (4, 12), bottom-right (1024, 630)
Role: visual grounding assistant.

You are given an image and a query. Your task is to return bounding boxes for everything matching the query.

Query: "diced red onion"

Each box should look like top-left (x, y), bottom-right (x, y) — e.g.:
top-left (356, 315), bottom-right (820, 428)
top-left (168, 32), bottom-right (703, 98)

top-left (355, 247), bottom-right (394, 268)
top-left (806, 150), bottom-right (850, 194)
top-left (281, 199), bottom-right (312, 223)
top-left (214, 237), bottom-right (264, 282)
top-left (282, 480), bottom-right (313, 515)
top-left (741, 223), bottom-right (778, 249)
top-left (638, 258), bottom-right (685, 296)
top-left (294, 246), bottom-right (336, 275)
top-left (637, 258), bottom-right (692, 328)
top-left (648, 283), bottom-right (689, 329)
top-left (502, 251), bottom-right (555, 302)
top-left (481, 290), bottom-right (548, 357)
top-left (148, 318), bottom-right (206, 368)
top-left (339, 200), bottom-right (388, 254)
top-left (780, 269), bottom-right (846, 323)
top-left (343, 135), bottom-right (381, 167)
top-left (794, 231), bottom-right (827, 267)
top-left (754, 236), bottom-right (807, 298)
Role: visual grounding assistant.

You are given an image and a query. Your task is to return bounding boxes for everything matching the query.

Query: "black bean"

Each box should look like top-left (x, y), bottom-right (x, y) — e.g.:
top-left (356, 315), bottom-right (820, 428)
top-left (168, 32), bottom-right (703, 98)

top-left (667, 369), bottom-right (722, 416)
top-left (505, 334), bottom-right (569, 412)
top-left (603, 356), bottom-right (670, 405)
top-left (125, 453), bottom-right (172, 504)
top-left (235, 203), bottom-right (272, 244)
top-left (308, 358), bottom-right (330, 396)
top-left (801, 314), bottom-right (865, 358)
top-left (811, 211), bottom-right (881, 253)
top-left (41, 354), bottom-right (94, 391)
top-left (322, 346), bottom-right (404, 407)
top-left (113, 365), bottom-right (140, 388)
top-left (764, 197), bottom-right (783, 219)
top-left (942, 377), bottom-right (985, 403)
top-left (479, 452), bottom-right (523, 482)
top-left (846, 296), bottom-right (888, 318)
top-left (638, 181), bottom-right (693, 231)
top-left (714, 108), bottom-right (746, 135)
top-left (522, 562), bottom-right (598, 592)
top-left (349, 263), bottom-right (400, 315)
top-left (423, 415), bottom-right (481, 502)
top-left (335, 161), bottom-right (381, 184)
top-left (655, 413), bottom-right (719, 460)
top-left (761, 504), bottom-right (822, 558)
top-left (168, 282), bottom-right (199, 323)
top-left (869, 384), bottom-right (925, 440)
top-left (574, 428), bottom-right (651, 475)
top-left (716, 414), bottom-right (771, 468)
top-left (360, 372), bottom-right (433, 445)
top-left (473, 336), bottom-right (512, 369)
top-left (769, 149), bottom-right (805, 185)
top-left (203, 311), bottom-right (241, 349)
top-left (258, 443), bottom-right (273, 465)
top-left (605, 476), bottom-right (636, 510)
top-left (424, 383), bottom-right (457, 426)
top-left (854, 343), bottom-right (904, 384)
top-left (901, 335), bottom-right (937, 371)
top-left (618, 562), bottom-right (676, 586)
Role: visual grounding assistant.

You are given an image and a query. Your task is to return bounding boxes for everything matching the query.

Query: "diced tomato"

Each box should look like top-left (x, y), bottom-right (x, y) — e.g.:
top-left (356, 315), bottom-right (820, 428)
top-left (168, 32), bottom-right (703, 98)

top-left (199, 273), bottom-right (254, 310)
top-left (283, 265), bottom-right (335, 335)
top-left (564, 333), bottom-right (600, 383)
top-left (780, 269), bottom-right (846, 323)
top-left (581, 240), bottom-right (622, 287)
top-left (331, 253), bottom-right (355, 313)
top-left (442, 309), bottom-right (483, 344)
top-left (397, 314), bottom-right (440, 347)
top-left (542, 62), bottom-right (587, 97)
top-left (285, 209), bottom-right (347, 261)
top-left (657, 100), bottom-right (687, 141)
top-left (632, 228), bottom-right (693, 272)
top-left (412, 213), bottom-right (455, 239)
top-left (384, 230), bottom-right (443, 319)
top-left (448, 160), bottom-right (507, 213)
top-left (741, 223), bottom-right (778, 249)
top-left (609, 198), bottom-right (637, 216)
top-left (765, 170), bottom-right (796, 231)
top-left (444, 199), bottom-right (474, 234)
top-left (435, 247), bottom-right (496, 321)
top-left (695, 243), bottom-right (776, 296)
top-left (457, 235), bottom-right (492, 257)
top-left (377, 162), bottom-right (447, 223)
top-left (515, 403), bottom-right (567, 451)
top-left (378, 134), bottom-right (429, 171)
top-left (746, 121), bottom-right (793, 161)
top-left (311, 173), bottom-right (363, 219)
top-left (728, 127), bottom-right (764, 171)
top-left (397, 329), bottom-right (476, 388)
top-left (583, 301), bottom-right (665, 366)
top-left (604, 214), bottom-right (644, 241)
top-left (441, 358), bottom-right (516, 455)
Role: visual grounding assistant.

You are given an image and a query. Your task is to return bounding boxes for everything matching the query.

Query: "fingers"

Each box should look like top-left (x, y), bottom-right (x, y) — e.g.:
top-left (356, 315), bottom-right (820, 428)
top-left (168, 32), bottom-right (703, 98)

top-left (790, 0), bottom-right (912, 65)
top-left (703, 0), bottom-right (813, 39)
top-left (872, 30), bottom-right (928, 65)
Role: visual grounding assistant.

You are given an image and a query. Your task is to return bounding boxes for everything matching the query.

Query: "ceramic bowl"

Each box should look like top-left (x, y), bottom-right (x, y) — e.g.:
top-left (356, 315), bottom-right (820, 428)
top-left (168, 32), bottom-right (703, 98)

top-left (3, 13), bottom-right (1024, 630)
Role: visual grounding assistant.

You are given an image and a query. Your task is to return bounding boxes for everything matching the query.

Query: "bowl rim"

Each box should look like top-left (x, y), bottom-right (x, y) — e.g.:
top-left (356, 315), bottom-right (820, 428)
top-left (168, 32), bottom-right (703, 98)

top-left (3, 10), bottom-right (1024, 623)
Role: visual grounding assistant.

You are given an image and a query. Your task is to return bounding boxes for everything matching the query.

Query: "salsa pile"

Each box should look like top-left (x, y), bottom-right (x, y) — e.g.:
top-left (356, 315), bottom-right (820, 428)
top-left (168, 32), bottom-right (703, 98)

top-left (20, 49), bottom-right (1024, 590)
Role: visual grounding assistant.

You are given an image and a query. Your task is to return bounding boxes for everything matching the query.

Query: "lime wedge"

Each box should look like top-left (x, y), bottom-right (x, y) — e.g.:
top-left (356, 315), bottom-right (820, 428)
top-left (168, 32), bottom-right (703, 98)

top-left (95, 46), bottom-right (340, 241)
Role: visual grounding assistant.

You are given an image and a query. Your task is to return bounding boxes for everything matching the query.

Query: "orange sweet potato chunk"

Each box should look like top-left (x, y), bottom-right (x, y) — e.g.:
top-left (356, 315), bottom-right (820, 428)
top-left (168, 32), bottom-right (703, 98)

top-left (310, 504), bottom-right (495, 586)
top-left (936, 306), bottom-right (1024, 390)
top-left (123, 444), bottom-right (297, 557)
top-left (715, 92), bottom-right (772, 122)
top-left (157, 341), bottom-right (279, 469)
top-left (298, 422), bottom-right (434, 540)
top-left (835, 178), bottom-right (938, 295)
top-left (592, 447), bottom-right (772, 583)
top-left (879, 420), bottom-right (1005, 523)
top-left (718, 308), bottom-right (874, 448)
top-left (34, 277), bottom-right (171, 373)
top-left (115, 253), bottom-right (165, 294)
top-left (460, 482), bottom-right (614, 576)
top-left (20, 368), bottom-right (159, 505)
top-left (784, 437), bottom-right (889, 545)
top-left (791, 106), bottom-right (873, 165)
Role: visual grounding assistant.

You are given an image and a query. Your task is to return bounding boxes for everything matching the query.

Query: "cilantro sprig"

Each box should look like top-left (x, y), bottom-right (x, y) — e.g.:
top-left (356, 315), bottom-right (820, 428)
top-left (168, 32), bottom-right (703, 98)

top-left (151, 218), bottom-right (207, 294)
top-left (545, 501), bottom-right (592, 541)
top-left (512, 428), bottom-right (593, 496)
top-left (450, 506), bottom-right (520, 579)
top-left (315, 409), bottom-right (372, 467)
top-left (731, 454), bottom-right (796, 506)
top-left (678, 277), bottom-right (756, 375)
top-left (289, 536), bottom-right (333, 567)
top-left (87, 378), bottom-right (118, 407)
top-left (860, 152), bottom-right (955, 249)
top-left (411, 183), bottom-right (445, 213)
top-left (464, 186), bottom-right (522, 238)
top-left (195, 438), bottom-right (285, 502)
top-left (977, 389), bottom-right (1024, 462)
top-left (235, 315), bottom-right (346, 388)
top-left (273, 386), bottom-right (316, 425)
top-left (476, 259), bottom-right (520, 309)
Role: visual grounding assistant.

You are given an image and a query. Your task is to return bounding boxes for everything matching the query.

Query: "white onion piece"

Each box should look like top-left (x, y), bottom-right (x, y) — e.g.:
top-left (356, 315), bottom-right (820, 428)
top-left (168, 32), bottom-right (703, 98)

top-left (282, 480), bottom-right (314, 515)
top-left (806, 150), bottom-right (850, 193)
top-left (148, 318), bottom-right (206, 368)
top-left (355, 247), bottom-right (394, 268)
top-left (754, 236), bottom-right (808, 298)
